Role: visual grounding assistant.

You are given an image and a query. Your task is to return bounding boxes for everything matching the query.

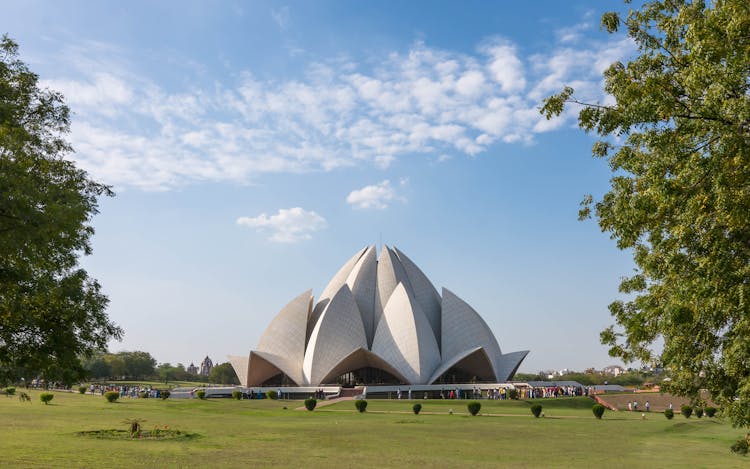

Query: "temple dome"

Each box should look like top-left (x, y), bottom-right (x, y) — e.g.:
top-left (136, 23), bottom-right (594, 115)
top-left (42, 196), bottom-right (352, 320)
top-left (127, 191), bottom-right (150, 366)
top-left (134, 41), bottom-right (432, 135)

top-left (231, 245), bottom-right (528, 386)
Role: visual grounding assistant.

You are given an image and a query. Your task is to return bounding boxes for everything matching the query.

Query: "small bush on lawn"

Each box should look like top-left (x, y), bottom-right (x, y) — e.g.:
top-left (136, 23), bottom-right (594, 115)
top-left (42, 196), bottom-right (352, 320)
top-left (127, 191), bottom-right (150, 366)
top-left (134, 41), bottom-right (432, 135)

top-left (467, 401), bottom-right (481, 416)
top-left (196, 390), bottom-right (206, 400)
top-left (681, 405), bottom-right (693, 418)
top-left (5, 387), bottom-right (16, 396)
top-left (730, 435), bottom-right (750, 455)
top-left (265, 390), bottom-right (278, 400)
top-left (78, 386), bottom-right (87, 394)
top-left (139, 391), bottom-right (148, 399)
top-left (232, 390), bottom-right (242, 400)
top-left (695, 407), bottom-right (704, 418)
top-left (104, 391), bottom-right (119, 403)
top-left (161, 390), bottom-right (170, 400)
top-left (530, 403), bottom-right (543, 418)
top-left (592, 404), bottom-right (605, 419)
top-left (39, 393), bottom-right (54, 405)
top-left (355, 399), bottom-right (368, 413)
top-left (705, 407), bottom-right (717, 418)
top-left (664, 409), bottom-right (674, 419)
top-left (304, 398), bottom-right (317, 411)
top-left (413, 403), bottom-right (422, 415)
top-left (508, 389), bottom-right (518, 400)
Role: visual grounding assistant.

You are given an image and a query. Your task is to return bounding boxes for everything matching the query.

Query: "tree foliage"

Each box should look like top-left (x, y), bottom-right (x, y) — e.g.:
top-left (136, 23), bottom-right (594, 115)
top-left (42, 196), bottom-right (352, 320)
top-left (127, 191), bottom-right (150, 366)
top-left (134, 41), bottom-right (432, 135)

top-left (0, 35), bottom-right (122, 385)
top-left (541, 1), bottom-right (750, 426)
top-left (83, 351), bottom-right (157, 380)
top-left (209, 362), bottom-right (240, 385)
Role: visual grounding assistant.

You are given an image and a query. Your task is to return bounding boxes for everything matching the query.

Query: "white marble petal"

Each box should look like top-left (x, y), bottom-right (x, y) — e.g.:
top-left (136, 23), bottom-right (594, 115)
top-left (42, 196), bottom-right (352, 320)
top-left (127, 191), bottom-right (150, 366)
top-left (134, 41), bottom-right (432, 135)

top-left (393, 246), bottom-right (442, 347)
top-left (345, 245), bottom-right (378, 347)
top-left (371, 282), bottom-right (441, 384)
top-left (307, 247), bottom-right (367, 342)
top-left (374, 246), bottom-right (411, 337)
top-left (256, 289), bottom-right (312, 370)
top-left (227, 354), bottom-right (249, 386)
top-left (441, 287), bottom-right (503, 380)
top-left (495, 350), bottom-right (530, 381)
top-left (247, 350), bottom-right (305, 386)
top-left (303, 284), bottom-right (368, 385)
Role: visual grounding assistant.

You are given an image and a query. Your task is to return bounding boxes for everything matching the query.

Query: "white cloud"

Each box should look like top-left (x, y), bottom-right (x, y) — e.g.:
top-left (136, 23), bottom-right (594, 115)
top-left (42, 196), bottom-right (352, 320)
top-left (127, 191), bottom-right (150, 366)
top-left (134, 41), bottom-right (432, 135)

top-left (483, 40), bottom-right (526, 93)
top-left (271, 6), bottom-right (291, 30)
top-left (346, 180), bottom-right (404, 210)
top-left (42, 22), bottom-right (635, 191)
top-left (236, 207), bottom-right (326, 243)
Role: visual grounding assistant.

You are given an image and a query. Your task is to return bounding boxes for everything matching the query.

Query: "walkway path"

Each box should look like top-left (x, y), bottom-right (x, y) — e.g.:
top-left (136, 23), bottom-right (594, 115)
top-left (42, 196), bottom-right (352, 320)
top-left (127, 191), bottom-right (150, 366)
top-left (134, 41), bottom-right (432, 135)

top-left (294, 396), bottom-right (354, 410)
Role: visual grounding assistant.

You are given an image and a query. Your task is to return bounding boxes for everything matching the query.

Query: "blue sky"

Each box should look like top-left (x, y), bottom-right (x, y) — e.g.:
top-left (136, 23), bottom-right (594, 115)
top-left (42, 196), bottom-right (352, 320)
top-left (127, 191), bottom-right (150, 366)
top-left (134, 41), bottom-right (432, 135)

top-left (5, 1), bottom-right (640, 373)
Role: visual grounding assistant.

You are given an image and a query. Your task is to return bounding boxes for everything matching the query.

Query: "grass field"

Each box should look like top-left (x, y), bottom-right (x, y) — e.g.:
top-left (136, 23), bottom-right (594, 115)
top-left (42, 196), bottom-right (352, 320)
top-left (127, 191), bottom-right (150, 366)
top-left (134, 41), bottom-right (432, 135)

top-left (1, 390), bottom-right (746, 468)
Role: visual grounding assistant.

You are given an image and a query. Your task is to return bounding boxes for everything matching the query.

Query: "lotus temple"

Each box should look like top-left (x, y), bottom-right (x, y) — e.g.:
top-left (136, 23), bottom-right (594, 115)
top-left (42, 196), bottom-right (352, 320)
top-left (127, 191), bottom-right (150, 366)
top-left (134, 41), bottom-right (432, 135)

top-left (229, 245), bottom-right (528, 388)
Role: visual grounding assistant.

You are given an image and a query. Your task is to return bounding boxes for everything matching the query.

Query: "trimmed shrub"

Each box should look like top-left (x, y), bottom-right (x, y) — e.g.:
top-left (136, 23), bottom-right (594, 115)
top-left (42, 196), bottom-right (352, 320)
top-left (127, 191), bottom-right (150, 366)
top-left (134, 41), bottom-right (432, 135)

top-left (731, 435), bottom-right (749, 455)
top-left (304, 397), bottom-right (317, 411)
top-left (5, 387), bottom-right (16, 396)
top-left (104, 391), bottom-right (120, 403)
top-left (412, 403), bottom-right (422, 415)
top-left (681, 405), bottom-right (693, 418)
top-left (592, 403), bottom-right (605, 419)
top-left (467, 401), bottom-right (481, 416)
top-left (78, 386), bottom-right (87, 394)
top-left (530, 403), bottom-right (543, 418)
top-left (664, 408), bottom-right (674, 419)
top-left (196, 390), bottom-right (206, 400)
top-left (705, 407), bottom-right (717, 418)
top-left (695, 407), bottom-right (703, 418)
top-left (138, 391), bottom-right (148, 399)
top-left (265, 390), bottom-right (278, 400)
top-left (39, 392), bottom-right (54, 405)
top-left (355, 399), bottom-right (368, 413)
top-left (507, 389), bottom-right (518, 400)
top-left (232, 390), bottom-right (242, 400)
top-left (161, 390), bottom-right (170, 400)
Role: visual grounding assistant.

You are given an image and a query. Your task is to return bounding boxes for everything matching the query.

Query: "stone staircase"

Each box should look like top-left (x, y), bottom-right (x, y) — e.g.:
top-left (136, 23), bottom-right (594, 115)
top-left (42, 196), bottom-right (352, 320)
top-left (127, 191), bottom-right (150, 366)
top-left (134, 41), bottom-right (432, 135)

top-left (338, 387), bottom-right (364, 398)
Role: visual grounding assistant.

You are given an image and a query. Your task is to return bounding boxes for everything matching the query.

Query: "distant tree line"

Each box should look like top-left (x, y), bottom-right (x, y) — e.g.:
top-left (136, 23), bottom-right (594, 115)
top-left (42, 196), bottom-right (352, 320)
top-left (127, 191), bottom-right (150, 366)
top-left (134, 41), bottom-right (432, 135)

top-left (81, 351), bottom-right (239, 385)
top-left (514, 370), bottom-right (662, 387)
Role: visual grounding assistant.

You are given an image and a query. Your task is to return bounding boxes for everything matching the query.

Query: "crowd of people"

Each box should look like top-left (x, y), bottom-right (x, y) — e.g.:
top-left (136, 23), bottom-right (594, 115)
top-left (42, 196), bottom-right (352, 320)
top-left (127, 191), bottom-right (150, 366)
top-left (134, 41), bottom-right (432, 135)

top-left (518, 385), bottom-right (589, 399)
top-left (88, 383), bottom-right (164, 398)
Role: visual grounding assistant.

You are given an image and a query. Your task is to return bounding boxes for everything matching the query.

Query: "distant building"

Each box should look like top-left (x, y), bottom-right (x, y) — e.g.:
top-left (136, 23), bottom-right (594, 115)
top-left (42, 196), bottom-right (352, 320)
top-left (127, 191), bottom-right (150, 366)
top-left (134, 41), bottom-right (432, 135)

top-left (187, 363), bottom-right (198, 375)
top-left (199, 356), bottom-right (213, 377)
top-left (603, 365), bottom-right (625, 376)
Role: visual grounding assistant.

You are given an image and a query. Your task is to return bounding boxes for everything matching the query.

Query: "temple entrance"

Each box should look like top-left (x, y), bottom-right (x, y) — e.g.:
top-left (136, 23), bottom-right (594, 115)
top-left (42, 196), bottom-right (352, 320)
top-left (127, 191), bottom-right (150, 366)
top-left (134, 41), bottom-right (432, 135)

top-left (331, 367), bottom-right (403, 386)
top-left (259, 373), bottom-right (297, 387)
top-left (431, 366), bottom-right (489, 384)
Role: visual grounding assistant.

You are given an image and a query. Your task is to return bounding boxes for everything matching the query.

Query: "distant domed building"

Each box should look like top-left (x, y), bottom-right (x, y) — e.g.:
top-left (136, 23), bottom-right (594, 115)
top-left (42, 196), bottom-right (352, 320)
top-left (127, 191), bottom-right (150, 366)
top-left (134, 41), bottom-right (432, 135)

top-left (230, 246), bottom-right (528, 386)
top-left (199, 356), bottom-right (213, 377)
top-left (187, 363), bottom-right (198, 375)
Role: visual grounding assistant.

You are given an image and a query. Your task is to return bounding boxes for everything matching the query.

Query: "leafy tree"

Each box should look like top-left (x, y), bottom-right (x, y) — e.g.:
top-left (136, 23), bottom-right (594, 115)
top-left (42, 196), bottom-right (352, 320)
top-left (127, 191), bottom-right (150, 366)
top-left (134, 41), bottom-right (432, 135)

top-left (119, 351), bottom-right (156, 379)
top-left (157, 362), bottom-right (189, 384)
top-left (103, 354), bottom-right (126, 379)
top-left (209, 362), bottom-right (239, 385)
top-left (85, 357), bottom-right (112, 380)
top-left (542, 1), bottom-right (750, 427)
top-left (0, 35), bottom-right (122, 385)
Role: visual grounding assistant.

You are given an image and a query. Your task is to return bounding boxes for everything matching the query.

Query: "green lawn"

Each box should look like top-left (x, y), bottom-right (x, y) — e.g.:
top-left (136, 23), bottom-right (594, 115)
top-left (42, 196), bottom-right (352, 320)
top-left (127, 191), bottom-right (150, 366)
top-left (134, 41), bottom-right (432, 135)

top-left (1, 391), bottom-right (746, 468)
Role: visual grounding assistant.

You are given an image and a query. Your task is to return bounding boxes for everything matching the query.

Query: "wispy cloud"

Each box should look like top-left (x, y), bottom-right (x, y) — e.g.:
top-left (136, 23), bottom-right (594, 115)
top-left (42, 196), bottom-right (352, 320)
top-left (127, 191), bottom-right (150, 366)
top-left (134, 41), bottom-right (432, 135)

top-left (271, 6), bottom-right (291, 30)
top-left (236, 207), bottom-right (326, 243)
top-left (40, 23), bottom-right (635, 191)
top-left (346, 180), bottom-right (405, 210)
